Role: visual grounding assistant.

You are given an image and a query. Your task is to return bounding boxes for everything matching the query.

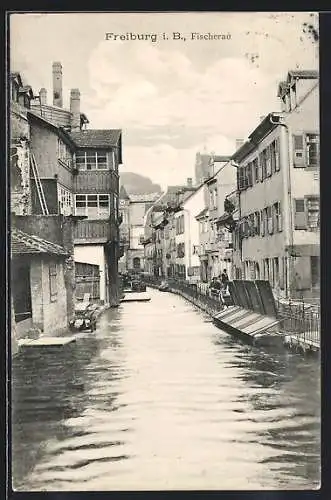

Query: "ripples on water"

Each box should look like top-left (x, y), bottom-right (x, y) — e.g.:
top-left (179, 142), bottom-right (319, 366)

top-left (12, 289), bottom-right (320, 491)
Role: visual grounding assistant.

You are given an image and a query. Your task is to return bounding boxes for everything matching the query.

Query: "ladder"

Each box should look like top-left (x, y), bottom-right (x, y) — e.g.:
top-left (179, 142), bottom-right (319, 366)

top-left (30, 153), bottom-right (49, 215)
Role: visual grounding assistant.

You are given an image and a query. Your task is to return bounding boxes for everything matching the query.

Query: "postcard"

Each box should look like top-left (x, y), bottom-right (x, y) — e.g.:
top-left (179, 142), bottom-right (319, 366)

top-left (9, 11), bottom-right (320, 492)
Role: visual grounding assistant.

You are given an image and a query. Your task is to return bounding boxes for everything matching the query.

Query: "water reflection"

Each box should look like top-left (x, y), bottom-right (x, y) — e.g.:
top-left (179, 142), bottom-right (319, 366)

top-left (12, 288), bottom-right (320, 491)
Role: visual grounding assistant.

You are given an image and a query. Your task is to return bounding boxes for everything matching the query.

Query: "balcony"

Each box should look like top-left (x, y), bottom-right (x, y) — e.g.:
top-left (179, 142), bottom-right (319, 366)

top-left (74, 219), bottom-right (115, 244)
top-left (74, 170), bottom-right (118, 193)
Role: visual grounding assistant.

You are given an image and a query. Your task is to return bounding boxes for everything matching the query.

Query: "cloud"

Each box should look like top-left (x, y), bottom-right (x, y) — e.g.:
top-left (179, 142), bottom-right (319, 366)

top-left (10, 12), bottom-right (318, 187)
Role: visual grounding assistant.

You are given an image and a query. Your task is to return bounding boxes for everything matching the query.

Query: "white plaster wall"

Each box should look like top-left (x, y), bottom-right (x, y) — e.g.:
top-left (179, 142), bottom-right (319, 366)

top-left (74, 245), bottom-right (106, 301)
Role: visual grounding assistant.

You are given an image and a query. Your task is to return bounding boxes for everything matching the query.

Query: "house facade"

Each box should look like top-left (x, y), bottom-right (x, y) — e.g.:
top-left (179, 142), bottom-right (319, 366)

top-left (118, 185), bottom-right (131, 273)
top-left (70, 128), bottom-right (122, 305)
top-left (195, 157), bottom-right (234, 281)
top-left (142, 183), bottom-right (196, 278)
top-left (11, 218), bottom-right (75, 345)
top-left (10, 63), bottom-right (123, 307)
top-left (173, 185), bottom-right (205, 282)
top-left (232, 70), bottom-right (319, 300)
top-left (127, 192), bottom-right (162, 272)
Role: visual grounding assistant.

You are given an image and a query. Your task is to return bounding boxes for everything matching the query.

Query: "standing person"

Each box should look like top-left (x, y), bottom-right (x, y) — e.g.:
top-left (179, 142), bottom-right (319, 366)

top-left (221, 269), bottom-right (229, 288)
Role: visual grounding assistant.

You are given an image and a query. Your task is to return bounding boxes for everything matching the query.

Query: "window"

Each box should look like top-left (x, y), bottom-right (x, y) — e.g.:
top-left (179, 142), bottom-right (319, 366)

top-left (306, 196), bottom-right (319, 231)
top-left (255, 211), bottom-right (260, 236)
top-left (306, 134), bottom-right (319, 167)
top-left (75, 194), bottom-right (110, 219)
top-left (294, 199), bottom-right (306, 229)
top-left (177, 243), bottom-right (185, 258)
top-left (261, 208), bottom-right (268, 236)
top-left (259, 151), bottom-right (266, 181)
top-left (248, 214), bottom-right (255, 236)
top-left (193, 245), bottom-right (199, 255)
top-left (57, 185), bottom-right (73, 215)
top-left (264, 258), bottom-right (270, 282)
top-left (273, 257), bottom-right (280, 287)
top-left (265, 146), bottom-right (272, 177)
top-left (293, 133), bottom-right (320, 168)
top-left (273, 202), bottom-right (282, 232)
top-left (267, 206), bottom-right (273, 234)
top-left (293, 135), bottom-right (305, 167)
top-left (253, 158), bottom-right (259, 183)
top-left (49, 263), bottom-right (58, 302)
top-left (75, 150), bottom-right (109, 170)
top-left (57, 139), bottom-right (71, 167)
top-left (247, 163), bottom-right (253, 187)
top-left (238, 167), bottom-right (246, 190)
top-left (274, 138), bottom-right (280, 171)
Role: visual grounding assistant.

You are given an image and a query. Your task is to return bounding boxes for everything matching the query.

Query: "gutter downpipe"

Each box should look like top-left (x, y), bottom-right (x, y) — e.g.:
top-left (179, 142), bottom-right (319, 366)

top-left (269, 114), bottom-right (294, 299)
top-left (230, 160), bottom-right (242, 278)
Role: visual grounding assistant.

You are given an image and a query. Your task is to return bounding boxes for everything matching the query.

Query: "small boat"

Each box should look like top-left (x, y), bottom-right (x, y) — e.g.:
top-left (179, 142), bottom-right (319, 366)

top-left (158, 280), bottom-right (169, 292)
top-left (120, 276), bottom-right (151, 302)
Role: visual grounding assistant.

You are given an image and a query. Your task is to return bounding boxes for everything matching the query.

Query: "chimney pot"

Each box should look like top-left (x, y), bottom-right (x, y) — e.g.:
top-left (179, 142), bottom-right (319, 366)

top-left (52, 61), bottom-right (63, 107)
top-left (39, 88), bottom-right (47, 105)
top-left (70, 88), bottom-right (81, 131)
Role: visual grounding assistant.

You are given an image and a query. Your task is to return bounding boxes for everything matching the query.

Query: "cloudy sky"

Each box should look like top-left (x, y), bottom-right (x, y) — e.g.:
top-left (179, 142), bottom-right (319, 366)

top-left (10, 12), bottom-right (318, 188)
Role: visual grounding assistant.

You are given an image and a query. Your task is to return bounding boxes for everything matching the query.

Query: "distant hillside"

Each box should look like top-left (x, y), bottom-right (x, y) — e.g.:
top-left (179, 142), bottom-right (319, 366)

top-left (120, 172), bottom-right (161, 195)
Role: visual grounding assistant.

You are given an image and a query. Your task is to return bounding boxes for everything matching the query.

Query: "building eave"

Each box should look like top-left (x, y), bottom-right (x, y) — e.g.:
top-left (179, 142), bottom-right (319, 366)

top-left (232, 112), bottom-right (282, 163)
top-left (27, 111), bottom-right (77, 150)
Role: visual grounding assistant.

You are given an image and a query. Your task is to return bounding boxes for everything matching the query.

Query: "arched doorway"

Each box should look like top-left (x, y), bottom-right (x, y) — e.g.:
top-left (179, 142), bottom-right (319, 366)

top-left (133, 257), bottom-right (141, 270)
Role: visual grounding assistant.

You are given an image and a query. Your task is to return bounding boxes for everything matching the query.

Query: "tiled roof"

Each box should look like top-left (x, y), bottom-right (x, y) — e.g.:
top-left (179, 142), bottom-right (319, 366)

top-left (129, 192), bottom-right (161, 203)
top-left (11, 228), bottom-right (68, 257)
top-left (70, 129), bottom-right (121, 148)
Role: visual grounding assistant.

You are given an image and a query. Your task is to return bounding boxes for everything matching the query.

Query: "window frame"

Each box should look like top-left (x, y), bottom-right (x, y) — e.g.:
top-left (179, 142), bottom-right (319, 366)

top-left (75, 149), bottom-right (111, 171)
top-left (294, 198), bottom-right (306, 229)
top-left (74, 193), bottom-right (111, 219)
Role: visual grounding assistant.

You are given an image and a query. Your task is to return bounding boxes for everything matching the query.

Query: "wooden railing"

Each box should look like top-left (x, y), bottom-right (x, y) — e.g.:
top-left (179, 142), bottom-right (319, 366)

top-left (74, 219), bottom-right (111, 243)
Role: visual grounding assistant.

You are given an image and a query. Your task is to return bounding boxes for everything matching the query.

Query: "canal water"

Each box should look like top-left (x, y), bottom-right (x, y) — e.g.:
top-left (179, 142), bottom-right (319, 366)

top-left (12, 288), bottom-right (320, 491)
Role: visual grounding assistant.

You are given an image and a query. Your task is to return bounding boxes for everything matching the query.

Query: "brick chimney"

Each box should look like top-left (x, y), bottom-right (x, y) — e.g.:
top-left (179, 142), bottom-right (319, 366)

top-left (70, 88), bottom-right (81, 131)
top-left (235, 139), bottom-right (244, 150)
top-left (52, 62), bottom-right (63, 107)
top-left (39, 88), bottom-right (47, 105)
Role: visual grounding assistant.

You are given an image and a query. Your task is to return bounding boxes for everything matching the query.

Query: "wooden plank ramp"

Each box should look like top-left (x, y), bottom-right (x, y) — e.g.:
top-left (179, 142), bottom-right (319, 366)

top-left (18, 336), bottom-right (77, 348)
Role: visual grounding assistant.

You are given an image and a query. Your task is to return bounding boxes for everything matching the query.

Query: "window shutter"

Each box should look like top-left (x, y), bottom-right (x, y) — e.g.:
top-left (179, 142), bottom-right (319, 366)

top-left (260, 210), bottom-right (265, 236)
top-left (267, 207), bottom-right (273, 234)
top-left (278, 203), bottom-right (283, 231)
top-left (274, 138), bottom-right (280, 171)
top-left (293, 134), bottom-right (306, 167)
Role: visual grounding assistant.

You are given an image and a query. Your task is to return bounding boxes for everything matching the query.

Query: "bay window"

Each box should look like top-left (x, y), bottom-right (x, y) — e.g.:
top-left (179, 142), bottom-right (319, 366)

top-left (75, 194), bottom-right (110, 219)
